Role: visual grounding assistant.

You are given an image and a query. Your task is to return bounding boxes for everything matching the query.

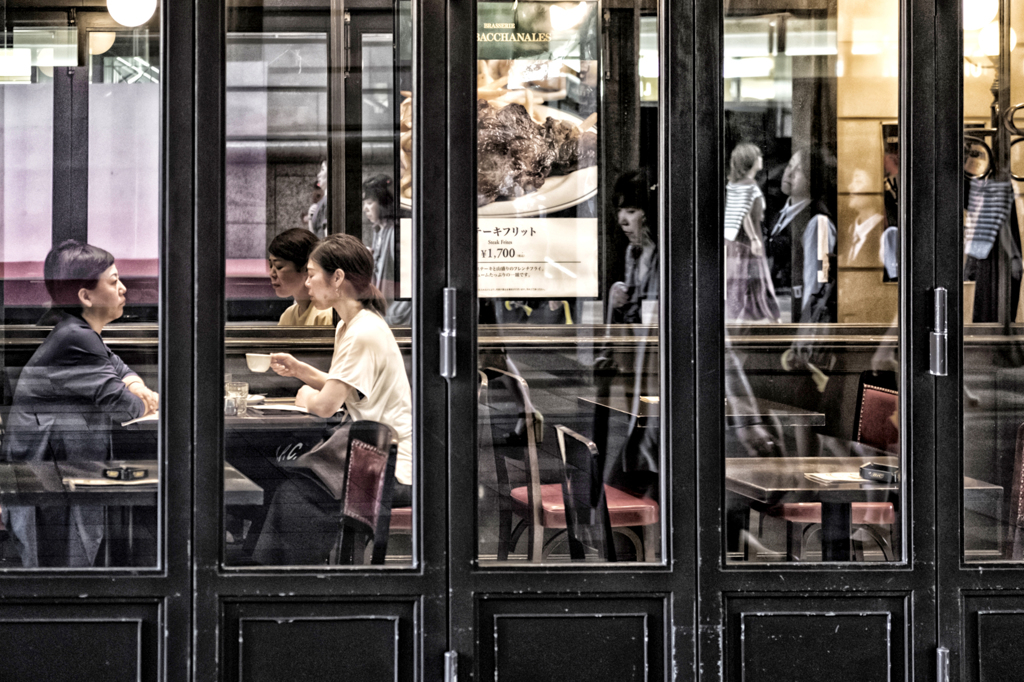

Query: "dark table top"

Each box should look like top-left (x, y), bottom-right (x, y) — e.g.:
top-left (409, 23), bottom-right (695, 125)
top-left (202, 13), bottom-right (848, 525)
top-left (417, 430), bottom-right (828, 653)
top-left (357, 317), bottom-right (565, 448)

top-left (123, 404), bottom-right (339, 432)
top-left (725, 453), bottom-right (900, 505)
top-left (726, 441), bottom-right (1001, 506)
top-left (578, 395), bottom-right (826, 427)
top-left (0, 460), bottom-right (262, 507)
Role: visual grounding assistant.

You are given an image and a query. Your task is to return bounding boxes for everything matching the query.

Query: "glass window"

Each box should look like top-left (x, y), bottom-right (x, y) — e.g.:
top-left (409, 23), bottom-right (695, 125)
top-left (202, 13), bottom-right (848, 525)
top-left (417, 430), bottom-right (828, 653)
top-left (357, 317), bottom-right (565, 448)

top-left (0, 6), bottom-right (161, 569)
top-left (222, 1), bottom-right (415, 568)
top-left (963, 1), bottom-right (1024, 563)
top-left (723, 0), bottom-right (903, 563)
top-left (474, 2), bottom-right (663, 565)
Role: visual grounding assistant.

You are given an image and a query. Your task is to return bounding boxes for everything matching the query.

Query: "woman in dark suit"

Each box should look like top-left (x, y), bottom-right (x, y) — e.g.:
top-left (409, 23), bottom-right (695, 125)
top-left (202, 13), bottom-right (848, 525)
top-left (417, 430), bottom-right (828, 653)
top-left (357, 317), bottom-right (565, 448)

top-left (2, 240), bottom-right (159, 567)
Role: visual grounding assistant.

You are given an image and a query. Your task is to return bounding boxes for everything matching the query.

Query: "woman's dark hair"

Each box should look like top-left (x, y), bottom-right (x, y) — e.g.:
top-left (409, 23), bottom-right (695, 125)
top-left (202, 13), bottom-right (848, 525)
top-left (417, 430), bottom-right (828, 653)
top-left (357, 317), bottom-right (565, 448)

top-left (310, 233), bottom-right (388, 317)
top-left (613, 169), bottom-right (658, 240)
top-left (794, 146), bottom-right (838, 221)
top-left (362, 174), bottom-right (396, 222)
top-left (268, 228), bottom-right (320, 271)
top-left (728, 143), bottom-right (761, 183)
top-left (44, 240), bottom-right (116, 315)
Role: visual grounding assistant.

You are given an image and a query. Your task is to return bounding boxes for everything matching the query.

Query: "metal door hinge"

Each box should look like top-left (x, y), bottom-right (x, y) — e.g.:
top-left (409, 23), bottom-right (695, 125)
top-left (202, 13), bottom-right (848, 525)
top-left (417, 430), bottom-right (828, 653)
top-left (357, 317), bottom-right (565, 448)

top-left (444, 650), bottom-right (458, 682)
top-left (936, 647), bottom-right (950, 682)
top-left (930, 287), bottom-right (948, 376)
top-left (440, 287), bottom-right (457, 379)
top-left (343, 11), bottom-right (352, 77)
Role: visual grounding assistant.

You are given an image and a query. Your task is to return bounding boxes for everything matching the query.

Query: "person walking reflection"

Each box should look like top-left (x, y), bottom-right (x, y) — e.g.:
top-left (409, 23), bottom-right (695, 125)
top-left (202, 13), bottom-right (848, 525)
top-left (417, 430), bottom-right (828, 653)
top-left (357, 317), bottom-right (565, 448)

top-left (724, 143), bottom-right (780, 323)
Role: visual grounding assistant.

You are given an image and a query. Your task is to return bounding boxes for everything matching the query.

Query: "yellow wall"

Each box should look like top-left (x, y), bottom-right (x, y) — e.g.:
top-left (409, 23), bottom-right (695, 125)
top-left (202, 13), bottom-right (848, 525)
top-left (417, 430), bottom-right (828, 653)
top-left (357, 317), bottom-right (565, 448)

top-left (834, 0), bottom-right (899, 323)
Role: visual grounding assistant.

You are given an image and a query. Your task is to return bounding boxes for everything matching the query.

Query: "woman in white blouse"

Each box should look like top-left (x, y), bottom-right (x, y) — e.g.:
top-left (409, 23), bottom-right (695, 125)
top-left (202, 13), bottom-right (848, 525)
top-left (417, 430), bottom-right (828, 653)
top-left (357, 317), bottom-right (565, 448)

top-left (254, 234), bottom-right (412, 565)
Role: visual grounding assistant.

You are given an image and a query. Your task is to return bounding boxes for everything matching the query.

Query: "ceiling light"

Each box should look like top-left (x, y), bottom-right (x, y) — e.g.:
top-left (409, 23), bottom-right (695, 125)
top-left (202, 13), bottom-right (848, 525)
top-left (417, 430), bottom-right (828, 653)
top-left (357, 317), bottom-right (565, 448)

top-left (89, 32), bottom-right (117, 56)
top-left (980, 20), bottom-right (1017, 56)
top-left (107, 0), bottom-right (157, 28)
top-left (964, 0), bottom-right (998, 32)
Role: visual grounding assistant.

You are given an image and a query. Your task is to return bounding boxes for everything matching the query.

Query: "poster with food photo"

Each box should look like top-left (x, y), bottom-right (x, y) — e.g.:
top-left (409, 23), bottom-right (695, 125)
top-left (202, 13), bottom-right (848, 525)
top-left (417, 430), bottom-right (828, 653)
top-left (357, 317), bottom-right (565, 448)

top-left (400, 1), bottom-right (601, 298)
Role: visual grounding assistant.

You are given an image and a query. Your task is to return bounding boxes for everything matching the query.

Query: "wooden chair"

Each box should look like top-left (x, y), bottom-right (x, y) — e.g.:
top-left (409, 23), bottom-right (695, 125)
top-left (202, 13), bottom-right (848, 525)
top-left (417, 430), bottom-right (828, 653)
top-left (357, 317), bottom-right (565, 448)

top-left (482, 366), bottom-right (546, 560)
top-left (389, 372), bottom-right (495, 555)
top-left (331, 420), bottom-right (399, 565)
top-left (764, 371), bottom-right (898, 561)
top-left (551, 425), bottom-right (659, 562)
top-left (1006, 423), bottom-right (1024, 559)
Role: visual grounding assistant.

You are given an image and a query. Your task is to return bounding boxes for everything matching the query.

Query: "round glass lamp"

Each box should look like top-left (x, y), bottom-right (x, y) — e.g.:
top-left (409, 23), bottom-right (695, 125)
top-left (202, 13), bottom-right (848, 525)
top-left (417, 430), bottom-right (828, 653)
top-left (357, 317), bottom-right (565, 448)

top-left (964, 0), bottom-right (998, 32)
top-left (107, 0), bottom-right (157, 28)
top-left (89, 32), bottom-right (117, 56)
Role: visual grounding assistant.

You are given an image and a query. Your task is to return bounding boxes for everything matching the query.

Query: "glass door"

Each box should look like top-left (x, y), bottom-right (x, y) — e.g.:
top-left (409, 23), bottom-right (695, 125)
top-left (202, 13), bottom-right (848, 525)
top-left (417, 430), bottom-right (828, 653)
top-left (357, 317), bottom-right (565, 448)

top-left (447, 2), bottom-right (694, 678)
top-left (938, 1), bottom-right (1024, 678)
top-left (192, 0), bottom-right (449, 678)
top-left (698, 0), bottom-right (940, 677)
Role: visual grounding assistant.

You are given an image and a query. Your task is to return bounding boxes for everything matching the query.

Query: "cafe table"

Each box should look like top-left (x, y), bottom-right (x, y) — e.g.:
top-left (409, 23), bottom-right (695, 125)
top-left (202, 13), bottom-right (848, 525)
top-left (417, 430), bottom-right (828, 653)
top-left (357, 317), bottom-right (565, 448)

top-left (123, 402), bottom-right (344, 557)
top-left (726, 440), bottom-right (1006, 561)
top-left (578, 395), bottom-right (826, 428)
top-left (726, 448), bottom-right (898, 561)
top-left (0, 459), bottom-right (262, 566)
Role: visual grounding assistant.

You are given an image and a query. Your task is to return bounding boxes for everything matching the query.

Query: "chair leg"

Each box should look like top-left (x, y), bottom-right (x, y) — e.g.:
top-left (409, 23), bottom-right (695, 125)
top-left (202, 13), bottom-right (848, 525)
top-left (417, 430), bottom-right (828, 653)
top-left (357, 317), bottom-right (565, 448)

top-left (527, 520), bottom-right (544, 562)
top-left (613, 527), bottom-right (644, 561)
top-left (496, 504), bottom-right (514, 561)
top-left (542, 529), bottom-right (568, 558)
top-left (643, 524), bottom-right (657, 562)
top-left (787, 521), bottom-right (806, 561)
top-left (509, 519), bottom-right (527, 558)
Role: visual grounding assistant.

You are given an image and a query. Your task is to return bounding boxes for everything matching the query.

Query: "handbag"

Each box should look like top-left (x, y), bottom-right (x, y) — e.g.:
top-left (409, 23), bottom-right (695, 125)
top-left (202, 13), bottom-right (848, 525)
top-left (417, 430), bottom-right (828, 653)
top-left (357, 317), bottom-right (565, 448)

top-left (285, 421), bottom-right (353, 500)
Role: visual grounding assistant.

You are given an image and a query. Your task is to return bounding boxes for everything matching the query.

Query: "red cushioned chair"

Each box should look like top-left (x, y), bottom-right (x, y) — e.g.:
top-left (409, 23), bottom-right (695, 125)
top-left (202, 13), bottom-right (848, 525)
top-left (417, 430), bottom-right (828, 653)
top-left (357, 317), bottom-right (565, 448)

top-left (764, 371), bottom-right (898, 561)
top-left (547, 425), bottom-right (659, 562)
top-left (482, 366), bottom-right (658, 562)
top-left (328, 421), bottom-right (399, 565)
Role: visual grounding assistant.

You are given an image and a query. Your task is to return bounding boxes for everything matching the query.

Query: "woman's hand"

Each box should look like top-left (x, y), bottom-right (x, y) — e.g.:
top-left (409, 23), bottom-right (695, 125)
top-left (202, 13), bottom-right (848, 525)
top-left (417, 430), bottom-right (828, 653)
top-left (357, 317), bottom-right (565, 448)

top-left (295, 384), bottom-right (318, 408)
top-left (270, 353), bottom-right (303, 378)
top-left (127, 382), bottom-right (159, 416)
top-left (609, 281), bottom-right (629, 310)
top-left (750, 237), bottom-right (764, 258)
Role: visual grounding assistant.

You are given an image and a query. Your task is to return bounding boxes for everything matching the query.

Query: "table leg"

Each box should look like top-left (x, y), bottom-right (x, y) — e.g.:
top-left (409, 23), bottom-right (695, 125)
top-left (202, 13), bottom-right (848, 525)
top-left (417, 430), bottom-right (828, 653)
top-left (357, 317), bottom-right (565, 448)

top-left (820, 501), bottom-right (852, 561)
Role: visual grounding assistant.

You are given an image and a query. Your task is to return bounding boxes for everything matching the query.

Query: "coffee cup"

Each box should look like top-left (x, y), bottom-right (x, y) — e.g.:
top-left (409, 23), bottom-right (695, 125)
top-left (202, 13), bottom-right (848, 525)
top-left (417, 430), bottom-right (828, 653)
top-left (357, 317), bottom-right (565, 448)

top-left (246, 353), bottom-right (272, 372)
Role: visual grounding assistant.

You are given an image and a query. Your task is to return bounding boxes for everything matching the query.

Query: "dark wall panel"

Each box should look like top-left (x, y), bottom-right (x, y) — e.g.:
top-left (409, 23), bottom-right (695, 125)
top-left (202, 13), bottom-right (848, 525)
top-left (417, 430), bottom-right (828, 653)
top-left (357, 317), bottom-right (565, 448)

top-left (0, 619), bottom-right (140, 682)
top-left (223, 600), bottom-right (416, 682)
top-left (741, 614), bottom-right (890, 682)
top-left (495, 614), bottom-right (647, 682)
top-left (977, 612), bottom-right (1024, 681)
top-left (478, 595), bottom-right (667, 682)
top-left (726, 595), bottom-right (907, 682)
top-left (963, 597), bottom-right (1024, 682)
top-left (240, 617), bottom-right (398, 682)
top-left (0, 601), bottom-right (159, 682)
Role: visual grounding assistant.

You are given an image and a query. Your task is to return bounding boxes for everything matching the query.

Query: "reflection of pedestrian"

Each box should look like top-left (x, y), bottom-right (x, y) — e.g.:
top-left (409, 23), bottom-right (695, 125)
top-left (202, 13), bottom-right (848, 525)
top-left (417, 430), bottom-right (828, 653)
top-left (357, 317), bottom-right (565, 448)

top-left (608, 170), bottom-right (658, 324)
top-left (307, 160), bottom-right (328, 239)
top-left (724, 144), bottom-right (780, 322)
top-left (764, 148), bottom-right (836, 322)
top-left (363, 175), bottom-right (411, 327)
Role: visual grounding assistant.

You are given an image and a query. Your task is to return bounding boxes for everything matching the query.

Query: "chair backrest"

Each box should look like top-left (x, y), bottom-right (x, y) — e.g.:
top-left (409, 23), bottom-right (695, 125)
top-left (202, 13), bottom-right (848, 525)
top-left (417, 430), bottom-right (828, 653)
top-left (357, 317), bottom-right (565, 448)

top-left (341, 420), bottom-right (397, 564)
top-left (555, 425), bottom-right (616, 561)
top-left (482, 366), bottom-right (544, 560)
top-left (1008, 423), bottom-right (1024, 558)
top-left (853, 371), bottom-right (899, 453)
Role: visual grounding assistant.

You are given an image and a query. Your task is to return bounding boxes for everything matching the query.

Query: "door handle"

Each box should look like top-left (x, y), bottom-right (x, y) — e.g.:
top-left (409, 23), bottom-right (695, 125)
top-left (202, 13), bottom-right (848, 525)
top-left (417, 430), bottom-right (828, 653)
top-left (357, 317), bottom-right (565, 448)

top-left (440, 287), bottom-right (456, 379)
top-left (930, 287), bottom-right (948, 377)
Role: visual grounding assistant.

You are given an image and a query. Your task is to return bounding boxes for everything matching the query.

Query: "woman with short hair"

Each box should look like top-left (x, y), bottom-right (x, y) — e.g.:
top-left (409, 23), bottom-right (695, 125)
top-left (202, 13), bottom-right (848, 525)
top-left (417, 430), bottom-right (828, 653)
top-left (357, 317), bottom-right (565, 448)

top-left (268, 228), bottom-right (333, 326)
top-left (2, 240), bottom-right (159, 567)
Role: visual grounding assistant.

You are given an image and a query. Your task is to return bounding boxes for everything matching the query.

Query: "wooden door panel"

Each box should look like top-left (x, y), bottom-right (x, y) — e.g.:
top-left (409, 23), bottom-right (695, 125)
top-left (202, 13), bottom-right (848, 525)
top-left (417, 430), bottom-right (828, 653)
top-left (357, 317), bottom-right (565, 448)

top-left (725, 595), bottom-right (908, 682)
top-left (477, 596), bottom-right (667, 682)
top-left (0, 601), bottom-right (160, 682)
top-left (222, 600), bottom-right (417, 682)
